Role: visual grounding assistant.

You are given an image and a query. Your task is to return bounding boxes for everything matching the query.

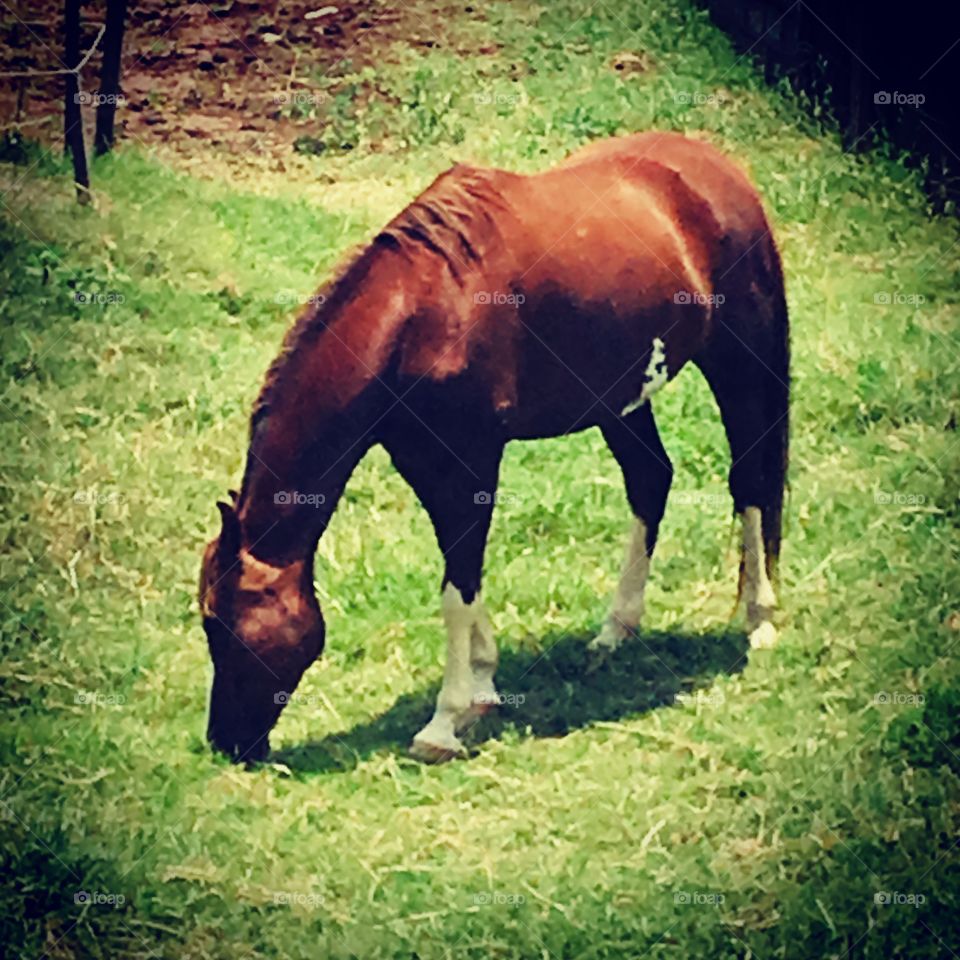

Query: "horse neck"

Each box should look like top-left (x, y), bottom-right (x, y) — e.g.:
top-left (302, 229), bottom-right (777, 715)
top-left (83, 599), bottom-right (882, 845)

top-left (235, 244), bottom-right (413, 565)
top-left (235, 439), bottom-right (364, 567)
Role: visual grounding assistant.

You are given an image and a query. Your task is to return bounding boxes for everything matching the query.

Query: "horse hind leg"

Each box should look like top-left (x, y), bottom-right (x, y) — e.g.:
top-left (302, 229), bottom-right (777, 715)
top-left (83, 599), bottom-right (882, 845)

top-left (741, 504), bottom-right (777, 648)
top-left (591, 404), bottom-right (673, 651)
top-left (696, 291), bottom-right (789, 649)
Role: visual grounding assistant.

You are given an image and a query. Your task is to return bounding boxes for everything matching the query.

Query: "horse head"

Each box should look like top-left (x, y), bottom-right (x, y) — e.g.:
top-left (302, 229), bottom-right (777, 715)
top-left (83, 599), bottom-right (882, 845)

top-left (198, 494), bottom-right (324, 762)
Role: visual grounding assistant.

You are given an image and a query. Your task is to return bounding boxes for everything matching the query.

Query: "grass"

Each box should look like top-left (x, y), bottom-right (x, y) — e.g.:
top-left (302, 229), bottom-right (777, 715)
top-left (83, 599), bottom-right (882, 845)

top-left (2, 0), bottom-right (960, 956)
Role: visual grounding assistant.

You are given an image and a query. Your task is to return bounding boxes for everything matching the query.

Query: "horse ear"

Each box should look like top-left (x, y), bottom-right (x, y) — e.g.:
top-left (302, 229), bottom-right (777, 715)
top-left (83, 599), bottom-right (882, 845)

top-left (215, 500), bottom-right (241, 559)
top-left (227, 489), bottom-right (239, 504)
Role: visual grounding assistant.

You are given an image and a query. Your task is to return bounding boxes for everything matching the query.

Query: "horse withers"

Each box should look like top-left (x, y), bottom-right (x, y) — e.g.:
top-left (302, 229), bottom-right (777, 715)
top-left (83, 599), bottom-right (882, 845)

top-left (198, 131), bottom-right (789, 763)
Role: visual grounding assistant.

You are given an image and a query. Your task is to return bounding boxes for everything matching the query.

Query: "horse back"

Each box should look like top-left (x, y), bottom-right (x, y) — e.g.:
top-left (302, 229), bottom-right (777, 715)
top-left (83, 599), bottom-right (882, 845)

top-left (560, 130), bottom-right (770, 242)
top-left (298, 134), bottom-right (779, 442)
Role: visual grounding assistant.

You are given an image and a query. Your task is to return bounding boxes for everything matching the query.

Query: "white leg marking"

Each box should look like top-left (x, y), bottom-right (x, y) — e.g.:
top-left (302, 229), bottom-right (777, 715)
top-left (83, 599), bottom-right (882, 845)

top-left (590, 519), bottom-right (650, 652)
top-left (468, 600), bottom-right (499, 709)
top-left (411, 584), bottom-right (498, 760)
top-left (742, 506), bottom-right (777, 649)
top-left (622, 338), bottom-right (668, 416)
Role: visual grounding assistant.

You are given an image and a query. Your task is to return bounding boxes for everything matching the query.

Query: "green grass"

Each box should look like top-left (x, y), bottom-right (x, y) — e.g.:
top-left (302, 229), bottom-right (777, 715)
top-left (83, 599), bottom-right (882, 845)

top-left (2, 0), bottom-right (960, 956)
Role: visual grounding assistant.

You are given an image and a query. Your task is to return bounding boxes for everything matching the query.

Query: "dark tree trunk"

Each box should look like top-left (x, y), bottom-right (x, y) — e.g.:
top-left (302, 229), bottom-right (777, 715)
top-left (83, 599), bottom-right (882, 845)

top-left (94, 0), bottom-right (128, 156)
top-left (63, 0), bottom-right (90, 203)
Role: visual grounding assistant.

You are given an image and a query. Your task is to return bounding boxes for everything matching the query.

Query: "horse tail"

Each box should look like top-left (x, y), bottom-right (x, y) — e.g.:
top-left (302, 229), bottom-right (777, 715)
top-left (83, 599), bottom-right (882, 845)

top-left (759, 244), bottom-right (790, 581)
top-left (699, 228), bottom-right (789, 606)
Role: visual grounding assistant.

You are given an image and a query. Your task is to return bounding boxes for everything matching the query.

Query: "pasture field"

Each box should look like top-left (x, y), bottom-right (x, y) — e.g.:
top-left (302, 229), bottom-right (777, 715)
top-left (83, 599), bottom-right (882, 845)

top-left (2, 0), bottom-right (959, 956)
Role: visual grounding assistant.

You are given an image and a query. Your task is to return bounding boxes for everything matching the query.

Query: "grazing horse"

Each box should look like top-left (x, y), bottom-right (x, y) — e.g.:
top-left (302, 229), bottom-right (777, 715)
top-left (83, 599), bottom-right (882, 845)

top-left (199, 131), bottom-right (789, 763)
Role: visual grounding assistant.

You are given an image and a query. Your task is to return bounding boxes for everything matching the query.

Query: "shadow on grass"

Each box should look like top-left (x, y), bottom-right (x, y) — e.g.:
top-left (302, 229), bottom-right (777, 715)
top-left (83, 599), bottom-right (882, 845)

top-left (273, 628), bottom-right (749, 775)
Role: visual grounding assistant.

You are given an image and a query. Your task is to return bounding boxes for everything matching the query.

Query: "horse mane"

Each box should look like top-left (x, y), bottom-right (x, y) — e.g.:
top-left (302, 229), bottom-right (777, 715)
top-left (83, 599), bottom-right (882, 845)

top-left (249, 239), bottom-right (379, 439)
top-left (378, 163), bottom-right (510, 284)
top-left (248, 163), bottom-right (510, 442)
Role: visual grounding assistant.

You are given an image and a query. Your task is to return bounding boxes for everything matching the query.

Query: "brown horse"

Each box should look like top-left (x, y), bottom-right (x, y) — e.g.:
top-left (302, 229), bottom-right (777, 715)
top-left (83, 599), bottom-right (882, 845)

top-left (199, 131), bottom-right (789, 763)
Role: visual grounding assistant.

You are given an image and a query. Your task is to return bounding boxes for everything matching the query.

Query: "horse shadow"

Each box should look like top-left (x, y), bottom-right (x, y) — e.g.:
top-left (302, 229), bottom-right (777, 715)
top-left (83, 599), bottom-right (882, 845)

top-left (273, 628), bottom-right (749, 775)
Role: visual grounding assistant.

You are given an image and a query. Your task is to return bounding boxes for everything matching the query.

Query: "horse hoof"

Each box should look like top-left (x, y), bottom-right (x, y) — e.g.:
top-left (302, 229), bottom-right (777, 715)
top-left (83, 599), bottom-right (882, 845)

top-left (749, 621), bottom-right (778, 649)
top-left (410, 734), bottom-right (465, 763)
top-left (588, 622), bottom-right (630, 653)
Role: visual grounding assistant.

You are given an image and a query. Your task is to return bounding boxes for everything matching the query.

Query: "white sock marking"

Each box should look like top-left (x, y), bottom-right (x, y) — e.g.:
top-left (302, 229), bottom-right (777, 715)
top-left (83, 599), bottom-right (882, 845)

top-left (622, 338), bottom-right (668, 417)
top-left (468, 600), bottom-right (499, 704)
top-left (412, 584), bottom-right (499, 755)
top-left (741, 506), bottom-right (777, 648)
top-left (590, 519), bottom-right (650, 651)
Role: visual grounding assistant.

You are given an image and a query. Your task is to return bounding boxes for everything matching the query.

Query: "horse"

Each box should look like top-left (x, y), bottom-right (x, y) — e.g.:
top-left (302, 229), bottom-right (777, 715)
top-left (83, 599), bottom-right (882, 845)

top-left (198, 130), bottom-right (789, 764)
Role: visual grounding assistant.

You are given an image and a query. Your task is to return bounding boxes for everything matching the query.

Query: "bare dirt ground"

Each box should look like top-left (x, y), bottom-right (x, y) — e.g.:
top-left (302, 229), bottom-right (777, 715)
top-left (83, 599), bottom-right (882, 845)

top-left (0, 0), bottom-right (496, 157)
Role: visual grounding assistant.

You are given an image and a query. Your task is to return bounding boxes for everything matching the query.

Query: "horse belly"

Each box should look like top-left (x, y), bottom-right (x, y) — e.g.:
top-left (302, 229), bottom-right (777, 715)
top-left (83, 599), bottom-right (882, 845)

top-left (504, 295), bottom-right (703, 440)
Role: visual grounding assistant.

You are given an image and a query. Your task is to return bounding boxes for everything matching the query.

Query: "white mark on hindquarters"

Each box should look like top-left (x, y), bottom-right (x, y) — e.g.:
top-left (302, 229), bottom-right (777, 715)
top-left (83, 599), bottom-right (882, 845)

top-left (622, 337), bottom-right (668, 416)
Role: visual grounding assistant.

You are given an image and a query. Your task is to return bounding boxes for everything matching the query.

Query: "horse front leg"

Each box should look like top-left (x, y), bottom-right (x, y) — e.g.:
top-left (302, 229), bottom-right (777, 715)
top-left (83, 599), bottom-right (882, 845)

top-left (465, 592), bottom-right (499, 710)
top-left (385, 428), bottom-right (504, 761)
top-left (412, 578), bottom-right (500, 761)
